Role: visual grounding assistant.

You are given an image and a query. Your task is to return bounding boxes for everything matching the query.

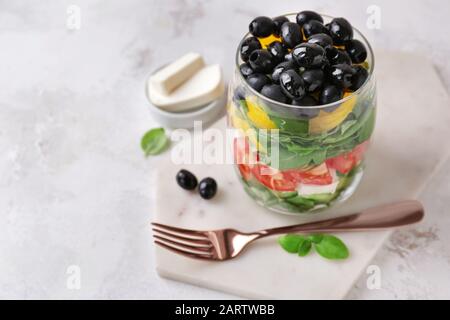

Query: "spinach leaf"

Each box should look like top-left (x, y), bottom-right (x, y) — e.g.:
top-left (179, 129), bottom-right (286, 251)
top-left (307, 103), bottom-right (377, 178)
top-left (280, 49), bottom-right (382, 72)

top-left (243, 100), bottom-right (376, 172)
top-left (358, 108), bottom-right (376, 143)
top-left (266, 147), bottom-right (310, 170)
top-left (310, 148), bottom-right (327, 165)
top-left (271, 116), bottom-right (309, 135)
top-left (340, 119), bottom-right (358, 134)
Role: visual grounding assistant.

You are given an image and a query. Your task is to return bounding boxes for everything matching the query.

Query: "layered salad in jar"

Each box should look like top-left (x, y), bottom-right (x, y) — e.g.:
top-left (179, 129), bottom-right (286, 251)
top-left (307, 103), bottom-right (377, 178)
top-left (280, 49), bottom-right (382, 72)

top-left (228, 10), bottom-right (376, 214)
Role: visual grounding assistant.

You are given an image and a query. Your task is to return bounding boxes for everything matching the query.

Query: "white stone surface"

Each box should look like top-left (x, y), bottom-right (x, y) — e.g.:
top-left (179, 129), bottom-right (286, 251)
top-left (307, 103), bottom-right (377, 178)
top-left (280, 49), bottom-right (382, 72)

top-left (1, 0), bottom-right (450, 299)
top-left (153, 52), bottom-right (450, 299)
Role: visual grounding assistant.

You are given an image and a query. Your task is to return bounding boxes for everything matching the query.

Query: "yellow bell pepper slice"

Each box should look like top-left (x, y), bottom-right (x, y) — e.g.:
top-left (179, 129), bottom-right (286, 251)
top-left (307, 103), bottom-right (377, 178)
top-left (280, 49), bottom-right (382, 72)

top-left (258, 35), bottom-right (282, 48)
top-left (229, 102), bottom-right (266, 152)
top-left (246, 96), bottom-right (277, 129)
top-left (309, 92), bottom-right (358, 134)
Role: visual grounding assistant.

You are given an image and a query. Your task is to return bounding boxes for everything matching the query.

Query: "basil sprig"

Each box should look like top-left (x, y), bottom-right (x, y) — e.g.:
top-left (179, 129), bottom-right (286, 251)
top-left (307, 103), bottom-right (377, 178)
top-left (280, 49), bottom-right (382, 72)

top-left (278, 234), bottom-right (349, 260)
top-left (141, 127), bottom-right (169, 156)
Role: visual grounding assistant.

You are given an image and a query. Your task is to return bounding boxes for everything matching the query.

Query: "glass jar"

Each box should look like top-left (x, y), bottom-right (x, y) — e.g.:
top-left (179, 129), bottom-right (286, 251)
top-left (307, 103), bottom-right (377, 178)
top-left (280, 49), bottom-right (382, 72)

top-left (228, 13), bottom-right (376, 215)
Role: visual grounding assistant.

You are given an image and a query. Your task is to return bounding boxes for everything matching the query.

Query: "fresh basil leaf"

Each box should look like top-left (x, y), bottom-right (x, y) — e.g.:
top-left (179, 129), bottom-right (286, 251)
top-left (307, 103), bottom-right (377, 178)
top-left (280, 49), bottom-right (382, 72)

top-left (314, 235), bottom-right (349, 260)
top-left (278, 234), bottom-right (306, 253)
top-left (307, 234), bottom-right (324, 244)
top-left (141, 127), bottom-right (169, 156)
top-left (298, 239), bottom-right (312, 257)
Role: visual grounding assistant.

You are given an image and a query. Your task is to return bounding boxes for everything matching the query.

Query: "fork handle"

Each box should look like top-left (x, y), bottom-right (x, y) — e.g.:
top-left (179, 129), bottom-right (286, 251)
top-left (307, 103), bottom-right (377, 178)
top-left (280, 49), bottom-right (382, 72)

top-left (255, 200), bottom-right (424, 238)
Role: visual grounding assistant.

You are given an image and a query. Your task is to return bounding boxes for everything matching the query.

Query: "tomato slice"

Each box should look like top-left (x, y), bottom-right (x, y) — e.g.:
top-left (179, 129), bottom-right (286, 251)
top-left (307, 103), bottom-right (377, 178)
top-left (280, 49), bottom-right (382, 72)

top-left (237, 164), bottom-right (252, 181)
top-left (352, 140), bottom-right (369, 163)
top-left (234, 137), bottom-right (256, 181)
top-left (326, 141), bottom-right (370, 174)
top-left (326, 153), bottom-right (355, 174)
top-left (284, 165), bottom-right (333, 185)
top-left (233, 137), bottom-right (250, 165)
top-left (252, 164), bottom-right (297, 191)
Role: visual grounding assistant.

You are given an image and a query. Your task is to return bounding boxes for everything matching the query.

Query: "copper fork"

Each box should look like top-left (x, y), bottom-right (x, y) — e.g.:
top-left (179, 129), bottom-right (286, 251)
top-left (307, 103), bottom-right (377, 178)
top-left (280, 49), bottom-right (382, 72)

top-left (152, 200), bottom-right (424, 261)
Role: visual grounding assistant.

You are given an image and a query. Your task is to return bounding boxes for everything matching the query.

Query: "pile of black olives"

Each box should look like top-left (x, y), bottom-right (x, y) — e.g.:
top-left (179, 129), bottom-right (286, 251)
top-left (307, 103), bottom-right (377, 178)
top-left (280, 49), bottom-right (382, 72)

top-left (239, 11), bottom-right (369, 106)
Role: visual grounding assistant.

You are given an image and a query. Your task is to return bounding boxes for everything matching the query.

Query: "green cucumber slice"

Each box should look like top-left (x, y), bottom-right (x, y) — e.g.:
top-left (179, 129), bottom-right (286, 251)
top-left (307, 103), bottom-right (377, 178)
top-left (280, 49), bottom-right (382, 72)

top-left (303, 193), bottom-right (336, 203)
top-left (286, 196), bottom-right (315, 209)
top-left (272, 191), bottom-right (298, 199)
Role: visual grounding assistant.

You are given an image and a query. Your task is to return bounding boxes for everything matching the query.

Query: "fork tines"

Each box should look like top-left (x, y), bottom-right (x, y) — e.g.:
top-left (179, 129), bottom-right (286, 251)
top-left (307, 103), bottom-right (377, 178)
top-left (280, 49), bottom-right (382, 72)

top-left (151, 222), bottom-right (215, 260)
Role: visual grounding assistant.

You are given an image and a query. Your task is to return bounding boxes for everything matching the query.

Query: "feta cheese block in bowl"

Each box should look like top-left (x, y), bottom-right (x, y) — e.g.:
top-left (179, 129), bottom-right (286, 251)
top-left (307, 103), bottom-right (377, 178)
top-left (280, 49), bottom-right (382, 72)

top-left (149, 52), bottom-right (205, 95)
top-left (145, 52), bottom-right (226, 129)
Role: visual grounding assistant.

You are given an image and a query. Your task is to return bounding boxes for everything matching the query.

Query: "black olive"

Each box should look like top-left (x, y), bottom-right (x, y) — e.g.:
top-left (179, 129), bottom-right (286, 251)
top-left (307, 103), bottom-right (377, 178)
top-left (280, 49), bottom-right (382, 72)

top-left (284, 52), bottom-right (295, 63)
top-left (176, 169), bottom-right (198, 190)
top-left (246, 73), bottom-right (271, 92)
top-left (325, 46), bottom-right (352, 65)
top-left (267, 41), bottom-right (287, 63)
top-left (328, 63), bottom-right (356, 88)
top-left (233, 85), bottom-right (246, 102)
top-left (280, 22), bottom-right (303, 49)
top-left (292, 95), bottom-right (319, 106)
top-left (302, 20), bottom-right (329, 38)
top-left (334, 50), bottom-right (352, 65)
top-left (272, 16), bottom-right (289, 36)
top-left (301, 69), bottom-right (324, 92)
top-left (261, 84), bottom-right (289, 103)
top-left (271, 61), bottom-right (296, 83)
top-left (320, 84), bottom-right (344, 105)
top-left (239, 63), bottom-right (254, 77)
top-left (328, 17), bottom-right (353, 45)
top-left (325, 46), bottom-right (338, 60)
top-left (350, 65), bottom-right (369, 91)
top-left (296, 11), bottom-right (323, 27)
top-left (292, 43), bottom-right (326, 68)
top-left (307, 33), bottom-right (333, 48)
top-left (248, 49), bottom-right (274, 73)
top-left (249, 16), bottom-right (275, 38)
top-left (279, 69), bottom-right (306, 100)
top-left (240, 36), bottom-right (262, 62)
top-left (291, 96), bottom-right (320, 118)
top-left (345, 39), bottom-right (367, 63)
top-left (198, 177), bottom-right (217, 200)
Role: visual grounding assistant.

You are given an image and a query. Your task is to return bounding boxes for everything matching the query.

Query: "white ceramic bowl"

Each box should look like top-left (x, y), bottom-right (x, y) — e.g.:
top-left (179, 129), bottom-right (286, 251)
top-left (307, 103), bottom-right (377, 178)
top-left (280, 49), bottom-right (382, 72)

top-left (145, 71), bottom-right (226, 129)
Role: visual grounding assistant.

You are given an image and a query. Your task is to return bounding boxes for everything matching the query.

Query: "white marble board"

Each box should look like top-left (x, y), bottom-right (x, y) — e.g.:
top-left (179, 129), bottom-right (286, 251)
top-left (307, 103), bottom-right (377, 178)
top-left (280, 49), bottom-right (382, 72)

top-left (152, 52), bottom-right (450, 299)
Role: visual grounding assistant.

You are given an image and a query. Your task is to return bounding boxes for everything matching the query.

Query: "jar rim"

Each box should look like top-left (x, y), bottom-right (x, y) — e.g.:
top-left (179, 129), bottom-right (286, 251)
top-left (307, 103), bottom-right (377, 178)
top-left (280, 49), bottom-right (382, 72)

top-left (235, 13), bottom-right (375, 110)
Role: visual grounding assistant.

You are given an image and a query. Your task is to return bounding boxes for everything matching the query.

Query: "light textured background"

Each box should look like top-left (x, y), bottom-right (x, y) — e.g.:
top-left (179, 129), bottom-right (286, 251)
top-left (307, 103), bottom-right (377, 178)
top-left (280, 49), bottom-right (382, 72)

top-left (0, 0), bottom-right (449, 299)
